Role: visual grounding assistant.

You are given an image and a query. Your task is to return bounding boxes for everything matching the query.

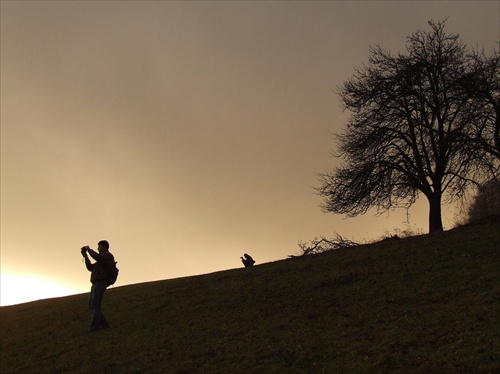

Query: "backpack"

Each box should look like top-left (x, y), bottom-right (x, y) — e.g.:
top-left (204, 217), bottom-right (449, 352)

top-left (108, 261), bottom-right (119, 286)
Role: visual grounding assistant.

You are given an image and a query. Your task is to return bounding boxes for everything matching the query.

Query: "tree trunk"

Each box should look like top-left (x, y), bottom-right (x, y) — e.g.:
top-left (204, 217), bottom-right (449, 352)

top-left (428, 193), bottom-right (444, 233)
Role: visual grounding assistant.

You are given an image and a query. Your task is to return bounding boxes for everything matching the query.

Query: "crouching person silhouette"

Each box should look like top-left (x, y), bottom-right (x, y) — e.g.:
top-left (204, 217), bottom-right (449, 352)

top-left (241, 253), bottom-right (255, 267)
top-left (81, 240), bottom-right (115, 332)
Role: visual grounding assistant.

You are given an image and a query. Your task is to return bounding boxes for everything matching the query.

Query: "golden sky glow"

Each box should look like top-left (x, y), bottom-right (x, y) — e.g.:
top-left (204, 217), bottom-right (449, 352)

top-left (0, 272), bottom-right (85, 306)
top-left (1, 1), bottom-right (498, 306)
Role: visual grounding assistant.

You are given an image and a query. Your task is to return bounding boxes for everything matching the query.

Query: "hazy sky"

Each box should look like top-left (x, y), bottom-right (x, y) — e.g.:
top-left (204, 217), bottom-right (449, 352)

top-left (1, 1), bottom-right (499, 306)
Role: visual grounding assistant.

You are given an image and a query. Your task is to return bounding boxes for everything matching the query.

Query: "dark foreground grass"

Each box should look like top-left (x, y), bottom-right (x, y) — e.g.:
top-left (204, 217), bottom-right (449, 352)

top-left (1, 219), bottom-right (499, 373)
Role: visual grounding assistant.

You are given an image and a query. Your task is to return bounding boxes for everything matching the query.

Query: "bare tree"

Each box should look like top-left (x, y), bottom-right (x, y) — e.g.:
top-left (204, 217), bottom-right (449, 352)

top-left (318, 21), bottom-right (492, 233)
top-left (462, 47), bottom-right (500, 166)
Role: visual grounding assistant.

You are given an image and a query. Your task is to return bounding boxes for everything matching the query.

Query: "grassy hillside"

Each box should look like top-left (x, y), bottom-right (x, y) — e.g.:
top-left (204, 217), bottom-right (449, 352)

top-left (1, 219), bottom-right (499, 373)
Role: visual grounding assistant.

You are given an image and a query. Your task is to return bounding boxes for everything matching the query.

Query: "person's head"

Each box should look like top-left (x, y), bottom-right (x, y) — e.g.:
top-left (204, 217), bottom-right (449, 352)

top-left (97, 240), bottom-right (110, 253)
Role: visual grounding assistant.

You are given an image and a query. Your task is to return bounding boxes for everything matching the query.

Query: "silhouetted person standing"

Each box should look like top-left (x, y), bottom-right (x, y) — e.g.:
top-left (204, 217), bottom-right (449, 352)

top-left (81, 240), bottom-right (115, 332)
top-left (241, 253), bottom-right (255, 267)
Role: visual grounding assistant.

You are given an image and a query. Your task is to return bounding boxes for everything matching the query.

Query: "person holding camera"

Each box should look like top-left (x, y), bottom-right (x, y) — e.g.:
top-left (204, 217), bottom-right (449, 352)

top-left (241, 253), bottom-right (255, 267)
top-left (81, 240), bottom-right (115, 333)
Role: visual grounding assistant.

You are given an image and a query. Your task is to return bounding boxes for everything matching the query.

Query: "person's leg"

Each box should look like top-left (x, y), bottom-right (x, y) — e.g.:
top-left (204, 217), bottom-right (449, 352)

top-left (88, 282), bottom-right (108, 331)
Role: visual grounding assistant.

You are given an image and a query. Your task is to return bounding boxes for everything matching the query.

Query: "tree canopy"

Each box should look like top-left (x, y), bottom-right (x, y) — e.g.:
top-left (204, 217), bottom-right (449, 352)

top-left (318, 20), bottom-right (499, 233)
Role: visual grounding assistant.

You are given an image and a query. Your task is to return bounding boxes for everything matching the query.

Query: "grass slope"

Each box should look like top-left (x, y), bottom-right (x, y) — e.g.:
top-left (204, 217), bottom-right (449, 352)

top-left (1, 219), bottom-right (499, 373)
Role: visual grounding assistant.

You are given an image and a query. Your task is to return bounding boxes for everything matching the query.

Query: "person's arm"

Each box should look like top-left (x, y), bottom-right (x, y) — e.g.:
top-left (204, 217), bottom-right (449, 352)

top-left (87, 248), bottom-right (103, 262)
top-left (81, 248), bottom-right (94, 272)
top-left (87, 248), bottom-right (113, 265)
